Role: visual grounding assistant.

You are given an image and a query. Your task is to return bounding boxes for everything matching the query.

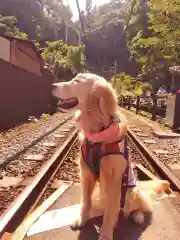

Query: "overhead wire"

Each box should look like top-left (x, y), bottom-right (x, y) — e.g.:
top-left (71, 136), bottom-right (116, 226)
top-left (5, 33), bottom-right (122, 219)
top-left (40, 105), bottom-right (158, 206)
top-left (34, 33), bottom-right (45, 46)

top-left (75, 0), bottom-right (86, 41)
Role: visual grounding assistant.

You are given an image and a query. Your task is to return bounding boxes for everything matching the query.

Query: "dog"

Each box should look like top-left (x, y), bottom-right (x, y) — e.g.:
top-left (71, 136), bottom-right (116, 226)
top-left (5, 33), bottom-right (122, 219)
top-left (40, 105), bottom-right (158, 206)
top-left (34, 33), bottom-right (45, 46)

top-left (53, 73), bottom-right (172, 240)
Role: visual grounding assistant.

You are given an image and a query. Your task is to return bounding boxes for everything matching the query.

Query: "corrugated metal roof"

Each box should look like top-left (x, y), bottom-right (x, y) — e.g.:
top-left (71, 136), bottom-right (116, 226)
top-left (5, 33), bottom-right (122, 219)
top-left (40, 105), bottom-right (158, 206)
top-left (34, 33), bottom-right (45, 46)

top-left (169, 66), bottom-right (180, 75)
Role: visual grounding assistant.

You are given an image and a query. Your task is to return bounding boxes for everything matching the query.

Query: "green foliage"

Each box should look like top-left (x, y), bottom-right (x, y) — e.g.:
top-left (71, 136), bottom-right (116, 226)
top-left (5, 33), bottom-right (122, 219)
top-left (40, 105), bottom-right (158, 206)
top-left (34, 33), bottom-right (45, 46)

top-left (138, 82), bottom-right (152, 92)
top-left (0, 15), bottom-right (28, 39)
top-left (0, 0), bottom-right (79, 43)
top-left (111, 72), bottom-right (152, 97)
top-left (111, 72), bottom-right (137, 94)
top-left (75, 0), bottom-right (133, 75)
top-left (41, 40), bottom-right (85, 80)
top-left (0, 1), bottom-right (82, 80)
top-left (128, 0), bottom-right (180, 88)
top-left (40, 113), bottom-right (50, 120)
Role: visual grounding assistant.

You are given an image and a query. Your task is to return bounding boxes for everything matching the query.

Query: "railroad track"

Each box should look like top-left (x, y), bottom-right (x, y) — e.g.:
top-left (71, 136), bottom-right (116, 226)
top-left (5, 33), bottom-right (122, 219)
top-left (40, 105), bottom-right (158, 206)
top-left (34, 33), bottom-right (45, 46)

top-left (128, 128), bottom-right (180, 191)
top-left (0, 115), bottom-right (76, 226)
top-left (1, 125), bottom-right (180, 239)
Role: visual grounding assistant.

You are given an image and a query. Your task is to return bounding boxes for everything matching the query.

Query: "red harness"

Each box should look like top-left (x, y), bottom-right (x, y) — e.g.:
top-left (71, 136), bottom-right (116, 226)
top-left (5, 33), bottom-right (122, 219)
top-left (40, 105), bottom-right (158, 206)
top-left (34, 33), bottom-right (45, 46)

top-left (81, 116), bottom-right (136, 212)
top-left (81, 136), bottom-right (136, 212)
top-left (84, 122), bottom-right (120, 143)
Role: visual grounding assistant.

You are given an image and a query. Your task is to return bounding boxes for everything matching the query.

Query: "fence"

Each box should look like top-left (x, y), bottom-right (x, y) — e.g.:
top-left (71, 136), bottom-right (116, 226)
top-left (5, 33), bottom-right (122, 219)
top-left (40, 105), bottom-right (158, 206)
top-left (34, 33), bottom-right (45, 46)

top-left (0, 59), bottom-right (55, 131)
top-left (119, 94), bottom-right (168, 119)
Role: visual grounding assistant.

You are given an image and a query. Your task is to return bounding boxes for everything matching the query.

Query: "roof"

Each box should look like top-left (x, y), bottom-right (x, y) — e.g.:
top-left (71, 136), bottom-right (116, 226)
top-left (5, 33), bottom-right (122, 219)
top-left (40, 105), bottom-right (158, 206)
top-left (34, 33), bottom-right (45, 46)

top-left (0, 34), bottom-right (43, 62)
top-left (169, 66), bottom-right (180, 75)
top-left (0, 34), bottom-right (34, 43)
top-left (120, 90), bottom-right (136, 97)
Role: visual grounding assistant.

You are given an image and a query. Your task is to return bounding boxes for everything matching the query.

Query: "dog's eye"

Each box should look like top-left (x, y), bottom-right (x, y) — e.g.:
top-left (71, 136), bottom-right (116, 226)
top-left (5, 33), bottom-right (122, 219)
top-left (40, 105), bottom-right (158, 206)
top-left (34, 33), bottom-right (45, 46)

top-left (74, 79), bottom-right (80, 83)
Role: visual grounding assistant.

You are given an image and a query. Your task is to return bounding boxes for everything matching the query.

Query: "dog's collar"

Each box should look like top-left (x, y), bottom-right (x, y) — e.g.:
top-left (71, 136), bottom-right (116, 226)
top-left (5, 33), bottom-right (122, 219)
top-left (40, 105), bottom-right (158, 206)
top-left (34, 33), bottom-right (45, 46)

top-left (99, 115), bottom-right (121, 132)
top-left (84, 116), bottom-right (122, 143)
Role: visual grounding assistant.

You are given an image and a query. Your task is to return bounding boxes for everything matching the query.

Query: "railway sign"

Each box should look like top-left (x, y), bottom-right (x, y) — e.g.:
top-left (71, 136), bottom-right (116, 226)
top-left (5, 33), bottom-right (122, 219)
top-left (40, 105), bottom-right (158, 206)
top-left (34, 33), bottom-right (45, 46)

top-left (135, 87), bottom-right (143, 96)
top-left (86, 0), bottom-right (92, 11)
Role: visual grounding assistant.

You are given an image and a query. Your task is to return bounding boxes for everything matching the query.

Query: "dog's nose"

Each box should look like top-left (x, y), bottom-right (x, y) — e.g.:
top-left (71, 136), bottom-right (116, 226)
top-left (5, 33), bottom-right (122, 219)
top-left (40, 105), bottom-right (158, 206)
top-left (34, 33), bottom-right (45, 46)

top-left (52, 84), bottom-right (57, 91)
top-left (52, 85), bottom-right (58, 98)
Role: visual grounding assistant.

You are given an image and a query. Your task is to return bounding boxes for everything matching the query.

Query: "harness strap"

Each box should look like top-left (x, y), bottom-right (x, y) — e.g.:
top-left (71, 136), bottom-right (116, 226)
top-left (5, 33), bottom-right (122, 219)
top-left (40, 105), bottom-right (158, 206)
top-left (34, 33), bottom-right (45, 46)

top-left (82, 141), bottom-right (102, 177)
top-left (84, 116), bottom-right (121, 143)
top-left (120, 136), bottom-right (129, 212)
top-left (81, 136), bottom-right (136, 213)
top-left (99, 152), bottom-right (124, 159)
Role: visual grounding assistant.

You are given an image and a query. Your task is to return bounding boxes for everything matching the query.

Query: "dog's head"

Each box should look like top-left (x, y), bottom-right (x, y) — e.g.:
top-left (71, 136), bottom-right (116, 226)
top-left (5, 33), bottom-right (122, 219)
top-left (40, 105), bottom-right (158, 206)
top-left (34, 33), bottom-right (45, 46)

top-left (52, 73), bottom-right (117, 118)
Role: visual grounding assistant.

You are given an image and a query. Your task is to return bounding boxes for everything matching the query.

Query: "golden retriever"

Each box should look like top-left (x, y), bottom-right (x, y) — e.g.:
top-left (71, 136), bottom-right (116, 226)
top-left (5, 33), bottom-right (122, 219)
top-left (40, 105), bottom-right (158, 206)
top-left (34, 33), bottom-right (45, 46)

top-left (53, 73), bottom-right (172, 240)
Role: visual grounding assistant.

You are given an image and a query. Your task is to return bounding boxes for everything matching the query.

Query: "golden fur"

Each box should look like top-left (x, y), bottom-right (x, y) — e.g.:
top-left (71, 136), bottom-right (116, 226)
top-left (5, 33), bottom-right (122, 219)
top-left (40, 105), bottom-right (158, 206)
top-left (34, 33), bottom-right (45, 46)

top-left (53, 73), bottom-right (172, 240)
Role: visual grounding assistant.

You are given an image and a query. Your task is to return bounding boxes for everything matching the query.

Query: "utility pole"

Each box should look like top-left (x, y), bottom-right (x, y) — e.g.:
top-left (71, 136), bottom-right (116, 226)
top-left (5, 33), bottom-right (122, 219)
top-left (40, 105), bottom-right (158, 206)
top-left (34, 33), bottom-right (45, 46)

top-left (76, 0), bottom-right (86, 40)
top-left (65, 26), bottom-right (68, 43)
top-left (114, 60), bottom-right (117, 74)
top-left (86, 0), bottom-right (92, 32)
top-left (123, 0), bottom-right (137, 35)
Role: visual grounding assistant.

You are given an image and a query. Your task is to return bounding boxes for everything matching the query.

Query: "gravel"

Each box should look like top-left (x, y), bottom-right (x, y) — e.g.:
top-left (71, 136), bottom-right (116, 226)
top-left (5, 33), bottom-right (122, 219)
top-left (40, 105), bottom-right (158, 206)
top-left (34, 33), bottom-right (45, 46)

top-left (1, 123), bottom-right (76, 179)
top-left (128, 139), bottom-right (155, 175)
top-left (0, 185), bottom-right (25, 216)
top-left (54, 140), bottom-right (80, 182)
top-left (35, 141), bottom-right (81, 208)
top-left (121, 108), bottom-right (180, 166)
top-left (0, 112), bottom-right (73, 162)
top-left (0, 115), bottom-right (76, 215)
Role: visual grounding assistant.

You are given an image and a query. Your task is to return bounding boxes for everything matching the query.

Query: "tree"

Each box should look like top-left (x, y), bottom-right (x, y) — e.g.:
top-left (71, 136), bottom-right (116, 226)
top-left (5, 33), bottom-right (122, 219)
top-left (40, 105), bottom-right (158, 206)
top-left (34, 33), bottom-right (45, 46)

top-left (75, 0), bottom-right (137, 76)
top-left (41, 40), bottom-right (85, 80)
top-left (0, 0), bottom-right (79, 43)
top-left (127, 0), bottom-right (180, 89)
top-left (0, 15), bottom-right (28, 39)
top-left (111, 72), bottom-right (152, 96)
top-left (111, 72), bottom-right (137, 94)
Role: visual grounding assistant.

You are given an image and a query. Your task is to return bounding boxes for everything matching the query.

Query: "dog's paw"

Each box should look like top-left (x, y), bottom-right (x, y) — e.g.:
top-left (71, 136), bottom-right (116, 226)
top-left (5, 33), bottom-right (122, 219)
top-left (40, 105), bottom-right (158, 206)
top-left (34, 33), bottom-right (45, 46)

top-left (70, 217), bottom-right (85, 231)
top-left (98, 235), bottom-right (112, 240)
top-left (70, 213), bottom-right (89, 231)
top-left (70, 205), bottom-right (91, 231)
top-left (98, 236), bottom-right (111, 240)
top-left (131, 211), bottom-right (145, 225)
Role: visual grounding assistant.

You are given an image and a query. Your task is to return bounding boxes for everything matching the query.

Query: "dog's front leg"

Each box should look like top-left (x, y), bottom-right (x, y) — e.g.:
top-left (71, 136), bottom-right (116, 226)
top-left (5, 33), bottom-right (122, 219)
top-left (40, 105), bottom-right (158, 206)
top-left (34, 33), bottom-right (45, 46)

top-left (71, 156), bottom-right (96, 230)
top-left (99, 155), bottom-right (126, 240)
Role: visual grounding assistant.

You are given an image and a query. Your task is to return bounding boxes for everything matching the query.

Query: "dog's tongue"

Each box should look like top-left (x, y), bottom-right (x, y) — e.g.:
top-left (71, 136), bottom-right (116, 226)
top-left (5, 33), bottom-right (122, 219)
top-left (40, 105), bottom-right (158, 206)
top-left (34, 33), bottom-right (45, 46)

top-left (57, 98), bottom-right (78, 110)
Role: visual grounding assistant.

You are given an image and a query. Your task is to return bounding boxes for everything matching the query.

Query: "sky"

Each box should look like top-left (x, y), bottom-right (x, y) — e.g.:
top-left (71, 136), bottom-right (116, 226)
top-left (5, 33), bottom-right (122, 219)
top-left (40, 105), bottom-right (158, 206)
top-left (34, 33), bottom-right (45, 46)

top-left (64, 0), bottom-right (111, 21)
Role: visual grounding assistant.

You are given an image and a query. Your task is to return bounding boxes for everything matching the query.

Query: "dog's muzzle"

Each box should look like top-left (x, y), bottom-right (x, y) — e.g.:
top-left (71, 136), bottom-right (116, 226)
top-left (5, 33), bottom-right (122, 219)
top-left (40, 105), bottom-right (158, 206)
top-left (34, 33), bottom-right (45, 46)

top-left (57, 97), bottom-right (78, 110)
top-left (52, 85), bottom-right (78, 110)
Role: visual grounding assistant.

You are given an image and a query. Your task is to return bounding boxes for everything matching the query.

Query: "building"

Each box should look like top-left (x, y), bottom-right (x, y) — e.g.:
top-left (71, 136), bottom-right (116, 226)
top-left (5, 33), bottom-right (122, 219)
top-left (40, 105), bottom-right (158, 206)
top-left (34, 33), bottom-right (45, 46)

top-left (0, 35), bottom-right (56, 131)
top-left (0, 35), bottom-right (44, 76)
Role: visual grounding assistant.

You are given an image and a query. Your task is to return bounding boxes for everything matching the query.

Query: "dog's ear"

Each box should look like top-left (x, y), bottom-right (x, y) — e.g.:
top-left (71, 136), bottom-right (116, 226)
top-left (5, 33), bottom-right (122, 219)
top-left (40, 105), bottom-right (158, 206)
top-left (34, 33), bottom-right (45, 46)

top-left (87, 82), bottom-right (117, 118)
top-left (99, 83), bottom-right (117, 117)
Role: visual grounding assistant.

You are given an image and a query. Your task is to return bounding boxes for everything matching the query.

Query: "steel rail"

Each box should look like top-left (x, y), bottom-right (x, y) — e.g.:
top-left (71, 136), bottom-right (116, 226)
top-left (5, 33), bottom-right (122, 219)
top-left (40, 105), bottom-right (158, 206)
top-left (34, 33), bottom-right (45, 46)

top-left (128, 128), bottom-right (180, 192)
top-left (0, 128), bottom-right (78, 236)
top-left (0, 115), bottom-right (73, 169)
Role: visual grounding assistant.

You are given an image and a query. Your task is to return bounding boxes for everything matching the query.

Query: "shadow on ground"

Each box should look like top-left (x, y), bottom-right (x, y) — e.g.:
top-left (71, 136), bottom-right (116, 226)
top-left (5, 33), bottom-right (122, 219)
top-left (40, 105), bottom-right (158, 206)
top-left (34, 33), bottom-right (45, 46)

top-left (78, 213), bottom-right (152, 240)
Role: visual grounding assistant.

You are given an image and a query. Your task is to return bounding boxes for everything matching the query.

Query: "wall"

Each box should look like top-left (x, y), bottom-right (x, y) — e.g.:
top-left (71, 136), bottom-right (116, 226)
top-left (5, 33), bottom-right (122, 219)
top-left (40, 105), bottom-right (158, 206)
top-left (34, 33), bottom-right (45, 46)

top-left (0, 59), bottom-right (54, 131)
top-left (0, 36), bottom-right (10, 62)
top-left (11, 40), bottom-right (42, 76)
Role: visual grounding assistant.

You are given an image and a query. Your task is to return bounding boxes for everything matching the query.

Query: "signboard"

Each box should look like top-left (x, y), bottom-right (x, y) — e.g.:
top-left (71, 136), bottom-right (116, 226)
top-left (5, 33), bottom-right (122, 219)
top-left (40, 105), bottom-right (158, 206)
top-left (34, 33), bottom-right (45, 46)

top-left (86, 0), bottom-right (92, 11)
top-left (165, 94), bottom-right (176, 128)
top-left (135, 87), bottom-right (143, 97)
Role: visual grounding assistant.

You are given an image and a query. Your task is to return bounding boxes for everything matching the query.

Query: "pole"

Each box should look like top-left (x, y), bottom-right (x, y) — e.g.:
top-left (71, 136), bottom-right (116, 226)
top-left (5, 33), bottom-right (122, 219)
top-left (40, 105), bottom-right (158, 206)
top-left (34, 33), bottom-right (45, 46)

top-left (114, 60), bottom-right (117, 74)
top-left (65, 26), bottom-right (68, 43)
top-left (76, 0), bottom-right (86, 40)
top-left (136, 96), bottom-right (140, 114)
top-left (152, 94), bottom-right (157, 121)
top-left (123, 0), bottom-right (137, 35)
